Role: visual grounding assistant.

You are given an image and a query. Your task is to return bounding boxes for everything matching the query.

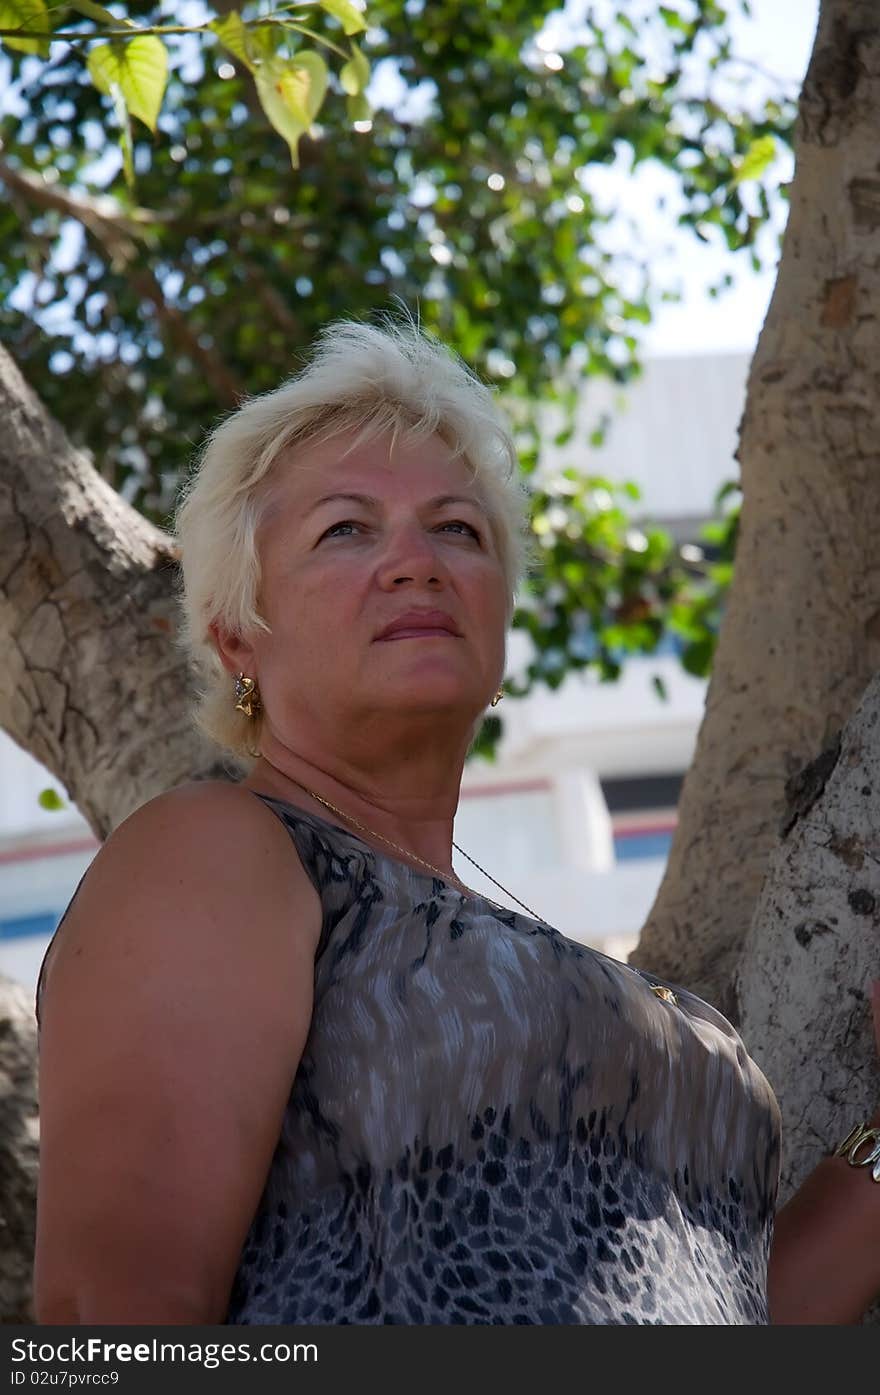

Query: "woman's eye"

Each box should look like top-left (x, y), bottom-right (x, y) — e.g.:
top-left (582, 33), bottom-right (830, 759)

top-left (320, 519), bottom-right (480, 541)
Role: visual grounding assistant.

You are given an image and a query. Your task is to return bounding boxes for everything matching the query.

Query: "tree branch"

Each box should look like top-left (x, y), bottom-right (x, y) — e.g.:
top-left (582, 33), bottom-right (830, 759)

top-left (0, 161), bottom-right (244, 408)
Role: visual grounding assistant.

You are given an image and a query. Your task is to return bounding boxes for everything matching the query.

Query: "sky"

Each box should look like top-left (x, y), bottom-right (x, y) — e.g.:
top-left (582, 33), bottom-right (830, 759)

top-left (636, 0), bottom-right (820, 355)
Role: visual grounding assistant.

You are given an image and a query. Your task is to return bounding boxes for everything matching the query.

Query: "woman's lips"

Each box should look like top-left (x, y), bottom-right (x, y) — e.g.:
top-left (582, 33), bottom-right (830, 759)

top-left (378, 628), bottom-right (459, 640)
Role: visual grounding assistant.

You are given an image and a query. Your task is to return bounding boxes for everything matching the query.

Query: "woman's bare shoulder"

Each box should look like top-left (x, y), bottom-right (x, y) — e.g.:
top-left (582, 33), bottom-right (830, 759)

top-left (36, 778), bottom-right (323, 1029)
top-left (124, 778), bottom-right (324, 952)
top-left (147, 777), bottom-right (272, 830)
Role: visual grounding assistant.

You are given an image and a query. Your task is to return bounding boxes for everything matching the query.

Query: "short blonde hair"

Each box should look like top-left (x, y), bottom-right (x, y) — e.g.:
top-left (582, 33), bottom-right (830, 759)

top-left (171, 313), bottom-right (538, 769)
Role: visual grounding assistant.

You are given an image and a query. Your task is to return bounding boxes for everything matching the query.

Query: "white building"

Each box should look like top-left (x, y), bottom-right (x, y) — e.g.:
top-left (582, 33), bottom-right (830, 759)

top-left (0, 351), bottom-right (749, 1002)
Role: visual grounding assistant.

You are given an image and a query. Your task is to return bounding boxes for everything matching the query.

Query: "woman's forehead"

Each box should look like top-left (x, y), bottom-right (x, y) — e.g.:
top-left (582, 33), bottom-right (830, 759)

top-left (266, 427), bottom-right (481, 508)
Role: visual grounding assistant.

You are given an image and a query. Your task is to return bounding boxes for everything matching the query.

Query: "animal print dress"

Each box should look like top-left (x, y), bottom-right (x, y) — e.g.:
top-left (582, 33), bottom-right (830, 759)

top-left (221, 792), bottom-right (781, 1325)
top-left (33, 789), bottom-right (782, 1324)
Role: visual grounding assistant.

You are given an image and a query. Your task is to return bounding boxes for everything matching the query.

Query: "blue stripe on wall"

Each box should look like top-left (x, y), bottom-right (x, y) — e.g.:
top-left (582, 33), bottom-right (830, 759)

top-left (0, 911), bottom-right (59, 941)
top-left (614, 831), bottom-right (674, 862)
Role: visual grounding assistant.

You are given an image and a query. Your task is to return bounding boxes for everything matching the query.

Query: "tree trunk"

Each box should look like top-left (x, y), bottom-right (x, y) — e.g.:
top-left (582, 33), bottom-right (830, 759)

top-left (0, 345), bottom-right (234, 839)
top-left (632, 0), bottom-right (880, 1024)
top-left (0, 345), bottom-right (234, 1321)
top-left (0, 981), bottom-right (39, 1323)
top-left (738, 673), bottom-right (880, 1324)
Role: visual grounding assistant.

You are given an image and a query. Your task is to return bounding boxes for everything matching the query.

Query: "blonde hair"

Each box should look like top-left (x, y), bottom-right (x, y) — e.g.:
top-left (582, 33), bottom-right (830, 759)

top-left (171, 313), bottom-right (539, 769)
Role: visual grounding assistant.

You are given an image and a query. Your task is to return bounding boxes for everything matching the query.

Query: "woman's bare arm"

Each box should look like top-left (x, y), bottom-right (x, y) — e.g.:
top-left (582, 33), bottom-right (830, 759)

top-left (33, 781), bottom-right (322, 1324)
top-left (767, 984), bottom-right (880, 1325)
top-left (766, 1111), bottom-right (880, 1324)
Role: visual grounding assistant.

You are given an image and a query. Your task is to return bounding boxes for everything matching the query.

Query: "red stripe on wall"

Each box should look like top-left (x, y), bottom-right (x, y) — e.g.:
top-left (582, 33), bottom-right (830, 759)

top-left (0, 837), bottom-right (99, 867)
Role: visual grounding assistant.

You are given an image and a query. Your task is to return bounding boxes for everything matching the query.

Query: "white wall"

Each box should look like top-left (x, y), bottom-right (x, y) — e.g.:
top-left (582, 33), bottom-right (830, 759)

top-left (535, 351), bottom-right (749, 520)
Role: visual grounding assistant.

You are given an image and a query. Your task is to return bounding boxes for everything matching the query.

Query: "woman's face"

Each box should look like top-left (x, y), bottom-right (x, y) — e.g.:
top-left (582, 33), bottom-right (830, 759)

top-left (235, 426), bottom-right (509, 748)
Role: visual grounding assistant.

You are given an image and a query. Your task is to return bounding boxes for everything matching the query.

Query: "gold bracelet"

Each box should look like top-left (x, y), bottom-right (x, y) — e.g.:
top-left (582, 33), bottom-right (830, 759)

top-left (833, 1121), bottom-right (880, 1181)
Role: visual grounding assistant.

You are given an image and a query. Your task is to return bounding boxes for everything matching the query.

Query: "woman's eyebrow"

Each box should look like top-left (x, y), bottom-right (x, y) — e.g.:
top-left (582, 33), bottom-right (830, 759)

top-left (303, 491), bottom-right (488, 517)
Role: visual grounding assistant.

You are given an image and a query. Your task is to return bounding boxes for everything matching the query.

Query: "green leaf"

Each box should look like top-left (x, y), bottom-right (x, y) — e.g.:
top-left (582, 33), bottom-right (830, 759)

top-left (339, 39), bottom-right (369, 95)
top-left (681, 636), bottom-right (715, 678)
top-left (82, 54), bottom-right (136, 187)
top-left (247, 23), bottom-right (280, 63)
top-left (68, 0), bottom-right (137, 26)
top-left (319, 0), bottom-right (367, 36)
top-left (0, 0), bottom-right (50, 57)
top-left (255, 52), bottom-right (328, 168)
top-left (713, 478), bottom-right (742, 507)
top-left (209, 10), bottom-right (254, 73)
top-left (109, 77), bottom-right (134, 189)
top-left (37, 787), bottom-right (67, 811)
top-left (651, 673), bottom-right (668, 702)
top-left (281, 50), bottom-right (328, 122)
top-left (731, 135), bottom-right (776, 185)
top-left (345, 91), bottom-right (371, 123)
top-left (87, 36), bottom-right (169, 133)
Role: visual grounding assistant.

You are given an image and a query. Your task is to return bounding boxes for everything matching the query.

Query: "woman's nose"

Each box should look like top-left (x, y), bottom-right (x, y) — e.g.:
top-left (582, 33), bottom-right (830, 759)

top-left (376, 524), bottom-right (451, 588)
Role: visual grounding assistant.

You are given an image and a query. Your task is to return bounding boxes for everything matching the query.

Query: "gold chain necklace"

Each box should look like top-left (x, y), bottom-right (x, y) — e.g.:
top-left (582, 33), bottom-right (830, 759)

top-left (290, 788), bottom-right (675, 1001)
top-left (293, 781), bottom-right (543, 921)
top-left (239, 680), bottom-right (676, 1001)
top-left (264, 781), bottom-right (677, 1005)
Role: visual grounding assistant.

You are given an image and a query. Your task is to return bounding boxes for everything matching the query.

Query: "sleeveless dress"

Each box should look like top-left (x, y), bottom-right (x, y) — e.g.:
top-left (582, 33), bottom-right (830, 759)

top-left (33, 788), bottom-right (782, 1326)
top-left (223, 792), bottom-right (781, 1325)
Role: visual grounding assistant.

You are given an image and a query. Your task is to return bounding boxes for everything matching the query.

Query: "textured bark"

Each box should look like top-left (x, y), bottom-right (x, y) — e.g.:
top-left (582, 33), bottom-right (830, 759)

top-left (0, 983), bottom-right (39, 1323)
top-left (0, 344), bottom-right (237, 1323)
top-left (632, 0), bottom-right (880, 1023)
top-left (0, 343), bottom-right (233, 837)
top-left (737, 674), bottom-right (880, 1324)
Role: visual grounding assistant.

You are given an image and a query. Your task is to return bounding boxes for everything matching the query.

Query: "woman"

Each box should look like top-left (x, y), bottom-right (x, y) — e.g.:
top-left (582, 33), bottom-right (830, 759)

top-left (32, 317), bottom-right (880, 1325)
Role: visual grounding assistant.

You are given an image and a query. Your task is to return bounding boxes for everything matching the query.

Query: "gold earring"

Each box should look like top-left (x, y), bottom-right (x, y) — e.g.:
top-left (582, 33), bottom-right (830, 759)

top-left (233, 674), bottom-right (262, 758)
top-left (490, 688), bottom-right (504, 708)
top-left (233, 672), bottom-right (261, 717)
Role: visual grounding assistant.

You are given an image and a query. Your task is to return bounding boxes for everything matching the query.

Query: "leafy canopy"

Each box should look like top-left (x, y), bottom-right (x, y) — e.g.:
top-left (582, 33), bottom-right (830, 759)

top-left (0, 0), bottom-right (794, 754)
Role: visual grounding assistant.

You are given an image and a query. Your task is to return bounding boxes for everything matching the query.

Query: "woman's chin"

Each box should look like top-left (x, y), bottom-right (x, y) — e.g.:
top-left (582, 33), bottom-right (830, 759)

top-left (376, 684), bottom-right (480, 714)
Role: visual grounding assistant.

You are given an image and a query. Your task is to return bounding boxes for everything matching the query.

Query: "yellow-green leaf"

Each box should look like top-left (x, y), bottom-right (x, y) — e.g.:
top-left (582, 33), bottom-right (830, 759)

top-left (339, 60), bottom-right (358, 96)
top-left (732, 135), bottom-right (776, 185)
top-left (209, 9), bottom-right (253, 72)
top-left (87, 35), bottom-right (168, 133)
top-left (104, 76), bottom-right (135, 190)
top-left (255, 64), bottom-right (307, 165)
top-left (346, 91), bottom-right (370, 123)
top-left (0, 0), bottom-right (50, 57)
top-left (286, 50), bottom-right (328, 122)
top-left (318, 0), bottom-right (367, 36)
top-left (255, 52), bottom-right (328, 167)
top-left (340, 39), bottom-right (369, 95)
top-left (69, 0), bottom-right (137, 27)
top-left (256, 51), bottom-right (329, 166)
top-left (114, 82), bottom-right (134, 189)
top-left (247, 22), bottom-right (280, 64)
top-left (37, 787), bottom-right (67, 811)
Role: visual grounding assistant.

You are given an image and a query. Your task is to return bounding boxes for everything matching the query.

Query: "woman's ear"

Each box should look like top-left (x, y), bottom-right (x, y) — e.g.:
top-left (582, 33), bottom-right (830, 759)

top-left (209, 620), bottom-right (256, 677)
